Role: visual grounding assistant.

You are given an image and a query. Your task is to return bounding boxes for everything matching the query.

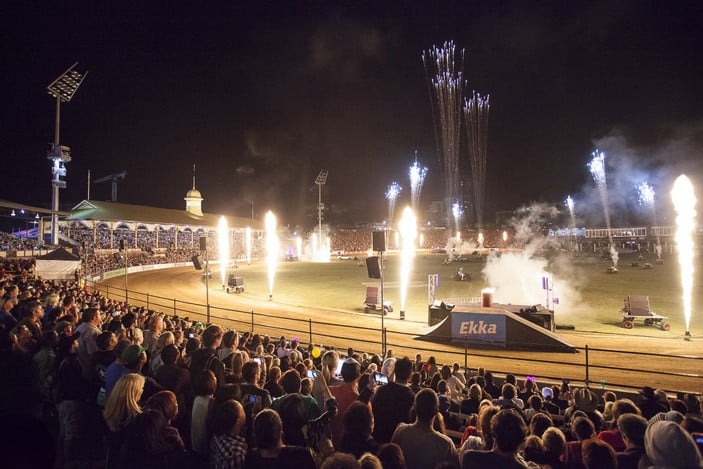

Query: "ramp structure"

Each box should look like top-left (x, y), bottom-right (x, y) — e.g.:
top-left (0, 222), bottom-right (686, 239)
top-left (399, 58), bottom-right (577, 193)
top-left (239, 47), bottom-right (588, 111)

top-left (418, 302), bottom-right (577, 352)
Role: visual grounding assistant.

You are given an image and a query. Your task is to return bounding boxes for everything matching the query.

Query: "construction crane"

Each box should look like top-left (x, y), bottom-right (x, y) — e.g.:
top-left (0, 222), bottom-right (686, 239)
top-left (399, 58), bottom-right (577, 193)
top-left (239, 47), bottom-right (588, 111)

top-left (94, 171), bottom-right (127, 202)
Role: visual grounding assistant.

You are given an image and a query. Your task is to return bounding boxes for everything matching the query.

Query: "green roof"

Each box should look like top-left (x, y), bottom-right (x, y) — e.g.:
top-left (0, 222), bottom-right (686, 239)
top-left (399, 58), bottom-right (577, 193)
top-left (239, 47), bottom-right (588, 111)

top-left (65, 200), bottom-right (263, 230)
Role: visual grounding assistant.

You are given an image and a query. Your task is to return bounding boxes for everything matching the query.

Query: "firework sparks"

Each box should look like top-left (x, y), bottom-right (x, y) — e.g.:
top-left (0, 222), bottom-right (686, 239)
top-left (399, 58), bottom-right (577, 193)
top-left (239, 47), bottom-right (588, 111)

top-left (637, 182), bottom-right (655, 207)
top-left (386, 182), bottom-right (402, 223)
top-left (671, 175), bottom-right (697, 336)
top-left (398, 207), bottom-right (417, 315)
top-left (464, 91), bottom-right (490, 228)
top-left (409, 158), bottom-right (428, 210)
top-left (217, 217), bottom-right (229, 288)
top-left (264, 211), bottom-right (279, 299)
top-left (588, 150), bottom-right (617, 266)
top-left (423, 41), bottom-right (465, 225)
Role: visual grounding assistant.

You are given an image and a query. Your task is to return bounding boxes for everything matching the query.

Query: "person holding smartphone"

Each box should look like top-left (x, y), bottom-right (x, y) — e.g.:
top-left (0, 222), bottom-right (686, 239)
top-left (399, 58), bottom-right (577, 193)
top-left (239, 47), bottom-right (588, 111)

top-left (328, 358), bottom-right (363, 448)
top-left (239, 360), bottom-right (272, 408)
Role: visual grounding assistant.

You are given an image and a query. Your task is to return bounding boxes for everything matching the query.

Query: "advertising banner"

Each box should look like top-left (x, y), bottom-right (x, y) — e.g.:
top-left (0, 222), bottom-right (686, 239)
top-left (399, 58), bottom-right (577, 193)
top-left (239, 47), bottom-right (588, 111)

top-left (451, 312), bottom-right (506, 347)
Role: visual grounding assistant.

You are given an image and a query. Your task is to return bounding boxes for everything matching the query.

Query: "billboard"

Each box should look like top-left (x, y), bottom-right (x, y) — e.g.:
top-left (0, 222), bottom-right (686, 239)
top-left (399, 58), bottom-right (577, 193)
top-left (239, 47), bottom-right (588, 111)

top-left (450, 312), bottom-right (506, 347)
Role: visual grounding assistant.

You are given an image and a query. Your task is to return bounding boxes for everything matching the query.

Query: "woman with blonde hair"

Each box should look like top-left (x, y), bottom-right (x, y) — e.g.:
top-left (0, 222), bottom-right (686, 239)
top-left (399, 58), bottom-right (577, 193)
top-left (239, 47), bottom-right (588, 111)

top-left (103, 373), bottom-right (145, 469)
top-left (149, 331), bottom-right (174, 375)
top-left (224, 350), bottom-right (244, 383)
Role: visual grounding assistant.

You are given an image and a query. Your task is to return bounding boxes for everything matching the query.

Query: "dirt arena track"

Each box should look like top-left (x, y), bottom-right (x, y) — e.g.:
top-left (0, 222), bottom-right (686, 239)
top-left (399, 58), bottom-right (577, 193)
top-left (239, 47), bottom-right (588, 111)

top-left (101, 266), bottom-right (703, 395)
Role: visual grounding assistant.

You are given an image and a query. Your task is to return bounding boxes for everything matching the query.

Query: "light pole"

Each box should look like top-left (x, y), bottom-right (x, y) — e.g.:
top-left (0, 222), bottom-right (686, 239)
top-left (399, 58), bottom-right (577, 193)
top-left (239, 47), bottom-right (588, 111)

top-left (46, 63), bottom-right (88, 246)
top-left (315, 170), bottom-right (328, 249)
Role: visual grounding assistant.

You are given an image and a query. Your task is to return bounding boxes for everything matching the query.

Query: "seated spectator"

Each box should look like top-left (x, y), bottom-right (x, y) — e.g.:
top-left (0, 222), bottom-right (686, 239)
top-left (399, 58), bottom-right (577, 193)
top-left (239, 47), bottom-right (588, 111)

top-left (463, 408), bottom-right (531, 469)
top-left (321, 452), bottom-right (361, 469)
top-left (492, 382), bottom-right (524, 410)
top-left (541, 386), bottom-right (561, 415)
top-left (245, 408), bottom-right (316, 468)
top-left (597, 398), bottom-right (641, 452)
top-left (459, 404), bottom-right (499, 454)
top-left (638, 386), bottom-right (669, 420)
top-left (541, 427), bottom-right (568, 469)
top-left (461, 383), bottom-right (483, 415)
top-left (209, 399), bottom-right (247, 469)
top-left (523, 394), bottom-right (546, 422)
top-left (340, 401), bottom-right (379, 458)
top-left (581, 438), bottom-right (617, 469)
top-left (615, 413), bottom-right (648, 469)
top-left (391, 388), bottom-right (460, 469)
top-left (644, 420), bottom-right (703, 468)
top-left (561, 416), bottom-right (596, 469)
top-left (440, 364), bottom-right (465, 400)
top-left (377, 442), bottom-right (407, 469)
top-left (564, 388), bottom-right (604, 433)
top-left (529, 412), bottom-right (553, 438)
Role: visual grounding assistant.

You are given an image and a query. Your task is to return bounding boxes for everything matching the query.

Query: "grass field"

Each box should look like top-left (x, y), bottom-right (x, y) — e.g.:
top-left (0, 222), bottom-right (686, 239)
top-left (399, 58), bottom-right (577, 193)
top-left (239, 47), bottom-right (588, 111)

top-left (215, 249), bottom-right (702, 337)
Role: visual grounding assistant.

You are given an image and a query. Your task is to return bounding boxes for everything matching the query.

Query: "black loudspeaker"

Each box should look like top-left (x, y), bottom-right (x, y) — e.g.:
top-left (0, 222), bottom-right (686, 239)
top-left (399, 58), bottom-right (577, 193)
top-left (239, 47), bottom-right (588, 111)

top-left (192, 255), bottom-right (203, 270)
top-left (199, 236), bottom-right (207, 251)
top-left (366, 256), bottom-right (381, 279)
top-left (119, 239), bottom-right (126, 251)
top-left (372, 231), bottom-right (386, 252)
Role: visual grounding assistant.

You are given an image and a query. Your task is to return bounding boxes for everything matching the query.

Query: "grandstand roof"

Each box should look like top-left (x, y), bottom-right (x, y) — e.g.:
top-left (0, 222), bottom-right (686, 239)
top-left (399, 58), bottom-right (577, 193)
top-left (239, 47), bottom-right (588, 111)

top-left (65, 200), bottom-right (263, 230)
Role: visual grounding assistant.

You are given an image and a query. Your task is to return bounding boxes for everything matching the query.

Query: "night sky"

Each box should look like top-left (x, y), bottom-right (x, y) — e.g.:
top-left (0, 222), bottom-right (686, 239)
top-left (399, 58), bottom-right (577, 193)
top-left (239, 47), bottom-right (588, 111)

top-left (2, 1), bottom-right (702, 228)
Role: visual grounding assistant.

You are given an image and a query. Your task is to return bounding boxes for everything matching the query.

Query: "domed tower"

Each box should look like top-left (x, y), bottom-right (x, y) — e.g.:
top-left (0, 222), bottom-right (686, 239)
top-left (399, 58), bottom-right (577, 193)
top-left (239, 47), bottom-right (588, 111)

top-left (184, 165), bottom-right (203, 216)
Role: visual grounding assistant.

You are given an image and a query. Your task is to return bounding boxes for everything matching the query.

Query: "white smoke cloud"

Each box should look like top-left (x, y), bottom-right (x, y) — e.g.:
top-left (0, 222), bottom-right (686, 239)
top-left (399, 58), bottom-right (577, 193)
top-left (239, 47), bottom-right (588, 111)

top-left (482, 203), bottom-right (591, 323)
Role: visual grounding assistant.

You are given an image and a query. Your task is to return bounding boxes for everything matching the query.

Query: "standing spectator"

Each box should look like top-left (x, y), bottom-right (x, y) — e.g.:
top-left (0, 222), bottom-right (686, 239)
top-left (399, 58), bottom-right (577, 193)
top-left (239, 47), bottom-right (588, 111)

top-left (244, 408), bottom-right (316, 469)
top-left (330, 358), bottom-right (363, 447)
top-left (391, 388), bottom-right (459, 469)
top-left (119, 409), bottom-right (185, 468)
top-left (340, 401), bottom-right (379, 458)
top-left (143, 314), bottom-right (164, 353)
top-left (74, 307), bottom-right (103, 380)
top-left (210, 399), bottom-right (247, 469)
top-left (154, 344), bottom-right (192, 419)
top-left (239, 361), bottom-right (272, 408)
top-left (271, 369), bottom-right (321, 421)
top-left (54, 331), bottom-right (87, 467)
top-left (149, 331), bottom-right (174, 375)
top-left (372, 356), bottom-right (415, 444)
top-left (103, 373), bottom-right (145, 469)
top-left (377, 443), bottom-right (407, 469)
top-left (105, 339), bottom-right (131, 397)
top-left (191, 369), bottom-right (216, 460)
top-left (144, 390), bottom-right (185, 449)
top-left (190, 325), bottom-right (226, 390)
top-left (264, 366), bottom-right (285, 399)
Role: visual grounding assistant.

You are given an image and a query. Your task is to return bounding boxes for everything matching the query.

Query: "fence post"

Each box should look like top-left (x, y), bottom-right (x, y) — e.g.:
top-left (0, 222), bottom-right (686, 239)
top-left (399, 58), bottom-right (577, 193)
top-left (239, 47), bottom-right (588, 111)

top-left (251, 310), bottom-right (254, 333)
top-left (585, 344), bottom-right (590, 387)
top-left (382, 327), bottom-right (386, 357)
top-left (146, 293), bottom-right (150, 310)
top-left (464, 338), bottom-right (469, 372)
top-left (173, 298), bottom-right (177, 316)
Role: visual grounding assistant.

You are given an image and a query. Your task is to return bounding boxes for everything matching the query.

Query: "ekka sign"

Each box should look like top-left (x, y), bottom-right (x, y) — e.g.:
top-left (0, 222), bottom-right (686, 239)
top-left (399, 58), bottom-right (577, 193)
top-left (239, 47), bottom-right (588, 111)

top-left (451, 312), bottom-right (506, 346)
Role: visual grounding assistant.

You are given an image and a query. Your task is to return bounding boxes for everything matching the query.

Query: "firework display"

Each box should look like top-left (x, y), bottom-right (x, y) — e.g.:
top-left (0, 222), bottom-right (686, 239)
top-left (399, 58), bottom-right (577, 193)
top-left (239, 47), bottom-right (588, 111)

top-left (464, 91), bottom-right (490, 228)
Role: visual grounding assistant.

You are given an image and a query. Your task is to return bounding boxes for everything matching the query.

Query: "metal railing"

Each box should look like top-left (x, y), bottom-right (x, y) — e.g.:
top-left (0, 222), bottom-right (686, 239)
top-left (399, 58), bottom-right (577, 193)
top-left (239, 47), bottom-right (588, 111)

top-left (93, 281), bottom-right (703, 396)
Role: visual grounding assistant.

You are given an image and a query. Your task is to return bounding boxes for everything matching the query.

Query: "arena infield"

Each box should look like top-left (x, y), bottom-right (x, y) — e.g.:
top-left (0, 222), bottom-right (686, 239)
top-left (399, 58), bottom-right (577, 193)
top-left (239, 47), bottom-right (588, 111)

top-left (101, 251), bottom-right (703, 395)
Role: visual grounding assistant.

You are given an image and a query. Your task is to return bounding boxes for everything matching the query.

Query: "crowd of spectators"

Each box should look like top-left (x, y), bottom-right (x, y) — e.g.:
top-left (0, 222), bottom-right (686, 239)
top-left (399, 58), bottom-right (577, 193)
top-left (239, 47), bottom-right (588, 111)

top-left (1, 260), bottom-right (702, 469)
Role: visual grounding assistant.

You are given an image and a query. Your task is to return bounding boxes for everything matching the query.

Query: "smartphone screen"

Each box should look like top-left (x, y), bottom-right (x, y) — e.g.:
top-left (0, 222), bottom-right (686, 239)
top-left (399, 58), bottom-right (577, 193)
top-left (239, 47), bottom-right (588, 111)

top-left (306, 369), bottom-right (318, 379)
top-left (374, 373), bottom-right (388, 384)
top-left (248, 395), bottom-right (261, 404)
top-left (335, 360), bottom-right (344, 376)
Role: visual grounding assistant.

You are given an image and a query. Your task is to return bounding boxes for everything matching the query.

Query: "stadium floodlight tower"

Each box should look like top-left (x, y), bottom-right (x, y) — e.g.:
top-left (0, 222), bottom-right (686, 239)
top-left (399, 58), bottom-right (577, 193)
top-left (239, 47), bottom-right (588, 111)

top-left (315, 169), bottom-right (328, 247)
top-left (46, 63), bottom-right (88, 246)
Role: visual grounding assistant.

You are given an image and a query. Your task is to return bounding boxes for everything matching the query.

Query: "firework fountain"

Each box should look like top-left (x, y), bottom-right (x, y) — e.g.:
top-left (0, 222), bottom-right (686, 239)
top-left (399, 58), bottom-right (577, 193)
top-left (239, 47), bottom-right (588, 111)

top-left (245, 226), bottom-right (252, 264)
top-left (423, 41), bottom-right (465, 226)
top-left (637, 182), bottom-right (662, 260)
top-left (409, 158), bottom-right (428, 211)
top-left (565, 195), bottom-right (577, 250)
top-left (264, 211), bottom-right (279, 301)
top-left (671, 175), bottom-right (697, 338)
top-left (452, 202), bottom-right (463, 238)
top-left (588, 150), bottom-right (618, 267)
top-left (217, 217), bottom-right (229, 288)
top-left (398, 207), bottom-right (417, 320)
top-left (464, 91), bottom-right (490, 228)
top-left (386, 182), bottom-right (402, 224)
